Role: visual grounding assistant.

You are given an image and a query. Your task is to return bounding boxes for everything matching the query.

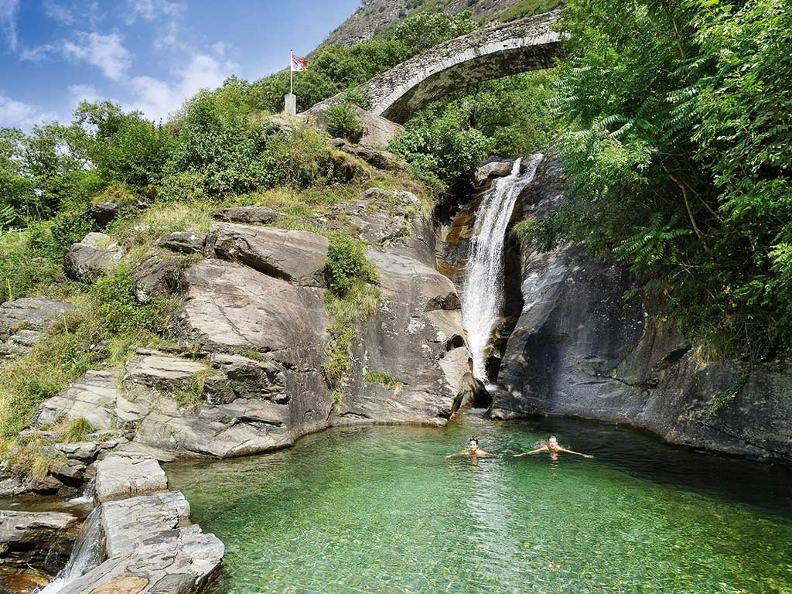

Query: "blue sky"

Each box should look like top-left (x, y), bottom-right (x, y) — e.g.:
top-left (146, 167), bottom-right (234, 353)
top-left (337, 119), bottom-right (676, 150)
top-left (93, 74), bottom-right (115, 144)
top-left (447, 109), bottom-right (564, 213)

top-left (0, 0), bottom-right (361, 129)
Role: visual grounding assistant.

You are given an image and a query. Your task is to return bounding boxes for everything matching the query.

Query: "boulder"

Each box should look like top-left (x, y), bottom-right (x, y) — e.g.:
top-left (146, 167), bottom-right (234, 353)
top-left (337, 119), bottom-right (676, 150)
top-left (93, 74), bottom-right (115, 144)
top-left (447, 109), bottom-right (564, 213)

top-left (209, 223), bottom-right (329, 286)
top-left (94, 454), bottom-right (168, 504)
top-left (89, 202), bottom-right (121, 229)
top-left (35, 370), bottom-right (119, 431)
top-left (210, 206), bottom-right (282, 225)
top-left (156, 232), bottom-right (206, 255)
top-left (474, 158), bottom-right (515, 185)
top-left (0, 510), bottom-right (78, 568)
top-left (0, 297), bottom-right (74, 357)
top-left (123, 349), bottom-right (208, 395)
top-left (329, 139), bottom-right (401, 170)
top-left (173, 259), bottom-right (328, 360)
top-left (210, 353), bottom-right (287, 403)
top-left (134, 256), bottom-right (183, 303)
top-left (301, 101), bottom-right (404, 149)
top-left (58, 492), bottom-right (223, 594)
top-left (63, 232), bottom-right (123, 284)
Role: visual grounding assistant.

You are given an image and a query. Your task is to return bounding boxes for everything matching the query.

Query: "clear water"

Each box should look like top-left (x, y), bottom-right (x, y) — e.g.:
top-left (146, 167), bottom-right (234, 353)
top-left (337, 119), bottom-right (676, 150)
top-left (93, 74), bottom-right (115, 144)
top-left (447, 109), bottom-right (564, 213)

top-left (461, 156), bottom-right (542, 381)
top-left (167, 415), bottom-right (792, 594)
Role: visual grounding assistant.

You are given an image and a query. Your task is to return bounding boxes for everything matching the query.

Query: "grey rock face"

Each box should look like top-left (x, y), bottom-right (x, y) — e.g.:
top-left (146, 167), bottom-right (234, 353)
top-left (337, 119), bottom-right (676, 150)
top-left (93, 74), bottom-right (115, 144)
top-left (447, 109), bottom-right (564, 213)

top-left (89, 201), bottom-right (121, 229)
top-left (63, 232), bottom-right (123, 284)
top-left (0, 297), bottom-right (74, 357)
top-left (335, 247), bottom-right (469, 426)
top-left (301, 102), bottom-right (404, 149)
top-left (329, 139), bottom-right (401, 170)
top-left (56, 486), bottom-right (223, 594)
top-left (210, 206), bottom-right (282, 225)
top-left (491, 156), bottom-right (792, 460)
top-left (35, 370), bottom-right (119, 431)
top-left (156, 232), bottom-right (207, 255)
top-left (474, 158), bottom-right (514, 185)
top-left (134, 256), bottom-right (183, 303)
top-left (209, 223), bottom-right (329, 286)
top-left (94, 454), bottom-right (168, 503)
top-left (0, 510), bottom-right (78, 569)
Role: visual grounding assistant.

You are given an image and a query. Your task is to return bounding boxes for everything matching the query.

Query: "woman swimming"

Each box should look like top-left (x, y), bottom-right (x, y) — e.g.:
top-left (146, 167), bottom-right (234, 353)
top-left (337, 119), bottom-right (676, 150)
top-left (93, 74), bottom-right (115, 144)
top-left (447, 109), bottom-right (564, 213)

top-left (446, 436), bottom-right (494, 458)
top-left (515, 435), bottom-right (593, 459)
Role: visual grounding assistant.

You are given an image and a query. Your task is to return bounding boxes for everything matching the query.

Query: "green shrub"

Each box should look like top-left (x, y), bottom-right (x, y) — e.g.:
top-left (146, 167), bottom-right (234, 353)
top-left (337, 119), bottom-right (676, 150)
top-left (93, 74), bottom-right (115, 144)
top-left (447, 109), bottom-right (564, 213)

top-left (324, 235), bottom-right (376, 297)
top-left (326, 103), bottom-right (364, 142)
top-left (364, 371), bottom-right (404, 392)
top-left (92, 267), bottom-right (173, 335)
top-left (58, 417), bottom-right (95, 443)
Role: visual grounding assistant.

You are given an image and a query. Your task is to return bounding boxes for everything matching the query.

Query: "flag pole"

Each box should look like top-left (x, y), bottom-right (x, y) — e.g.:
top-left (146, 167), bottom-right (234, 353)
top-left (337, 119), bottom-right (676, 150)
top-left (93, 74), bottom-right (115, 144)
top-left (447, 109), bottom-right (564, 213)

top-left (289, 50), bottom-right (294, 95)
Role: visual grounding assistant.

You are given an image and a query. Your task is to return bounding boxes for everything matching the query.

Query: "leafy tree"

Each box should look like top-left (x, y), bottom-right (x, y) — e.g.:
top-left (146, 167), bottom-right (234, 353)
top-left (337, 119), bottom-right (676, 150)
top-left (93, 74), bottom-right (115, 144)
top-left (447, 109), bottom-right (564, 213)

top-left (540, 0), bottom-right (792, 359)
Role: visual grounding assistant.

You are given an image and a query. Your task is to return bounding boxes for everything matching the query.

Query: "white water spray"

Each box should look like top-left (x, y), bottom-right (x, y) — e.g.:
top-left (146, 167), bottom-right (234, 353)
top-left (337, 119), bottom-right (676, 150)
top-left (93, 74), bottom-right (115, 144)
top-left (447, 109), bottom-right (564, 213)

top-left (37, 507), bottom-right (102, 594)
top-left (461, 155), bottom-right (543, 382)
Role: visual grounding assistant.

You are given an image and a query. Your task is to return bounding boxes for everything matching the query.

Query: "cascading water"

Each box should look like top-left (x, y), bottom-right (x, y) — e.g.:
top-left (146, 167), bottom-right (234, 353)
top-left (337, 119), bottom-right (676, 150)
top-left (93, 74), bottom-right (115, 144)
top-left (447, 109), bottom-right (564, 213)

top-left (67, 477), bottom-right (95, 505)
top-left (37, 507), bottom-right (102, 594)
top-left (461, 155), bottom-right (543, 383)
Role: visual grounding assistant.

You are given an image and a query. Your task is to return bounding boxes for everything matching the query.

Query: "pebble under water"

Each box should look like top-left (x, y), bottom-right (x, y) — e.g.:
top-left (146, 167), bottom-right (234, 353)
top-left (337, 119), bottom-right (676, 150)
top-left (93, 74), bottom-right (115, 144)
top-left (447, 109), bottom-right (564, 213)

top-left (167, 415), bottom-right (792, 593)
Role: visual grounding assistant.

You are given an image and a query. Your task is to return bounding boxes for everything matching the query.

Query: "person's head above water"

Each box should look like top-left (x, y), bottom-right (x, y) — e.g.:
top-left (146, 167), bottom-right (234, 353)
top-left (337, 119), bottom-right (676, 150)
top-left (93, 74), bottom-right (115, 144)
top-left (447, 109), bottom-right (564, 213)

top-left (547, 435), bottom-right (559, 450)
top-left (468, 436), bottom-right (479, 452)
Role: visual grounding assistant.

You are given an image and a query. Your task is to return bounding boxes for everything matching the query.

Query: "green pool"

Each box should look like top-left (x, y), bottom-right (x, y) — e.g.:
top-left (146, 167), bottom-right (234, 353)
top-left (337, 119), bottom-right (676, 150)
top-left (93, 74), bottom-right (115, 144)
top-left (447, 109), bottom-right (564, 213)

top-left (167, 415), bottom-right (792, 593)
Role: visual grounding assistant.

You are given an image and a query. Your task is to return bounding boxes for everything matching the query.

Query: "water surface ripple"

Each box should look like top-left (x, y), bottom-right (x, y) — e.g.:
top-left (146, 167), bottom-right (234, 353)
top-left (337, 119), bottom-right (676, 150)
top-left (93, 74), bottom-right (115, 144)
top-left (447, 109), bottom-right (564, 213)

top-left (167, 415), bottom-right (792, 594)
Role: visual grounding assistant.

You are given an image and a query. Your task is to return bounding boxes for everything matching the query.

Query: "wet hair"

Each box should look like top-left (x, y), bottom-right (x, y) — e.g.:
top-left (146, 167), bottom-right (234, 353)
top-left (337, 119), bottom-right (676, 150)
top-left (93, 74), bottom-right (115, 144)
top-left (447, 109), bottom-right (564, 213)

top-left (468, 436), bottom-right (479, 446)
top-left (548, 435), bottom-right (557, 441)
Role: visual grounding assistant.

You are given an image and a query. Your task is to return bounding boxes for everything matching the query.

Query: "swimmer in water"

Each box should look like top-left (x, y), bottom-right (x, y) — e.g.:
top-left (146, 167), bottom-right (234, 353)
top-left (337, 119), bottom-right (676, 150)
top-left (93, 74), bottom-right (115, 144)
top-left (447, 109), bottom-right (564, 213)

top-left (446, 436), bottom-right (494, 458)
top-left (515, 435), bottom-right (593, 459)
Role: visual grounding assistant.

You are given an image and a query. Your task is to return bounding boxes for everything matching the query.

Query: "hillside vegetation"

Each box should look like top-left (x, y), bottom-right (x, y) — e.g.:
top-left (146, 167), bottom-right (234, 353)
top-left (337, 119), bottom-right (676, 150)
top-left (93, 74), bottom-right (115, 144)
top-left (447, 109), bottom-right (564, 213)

top-left (0, 0), bottom-right (789, 451)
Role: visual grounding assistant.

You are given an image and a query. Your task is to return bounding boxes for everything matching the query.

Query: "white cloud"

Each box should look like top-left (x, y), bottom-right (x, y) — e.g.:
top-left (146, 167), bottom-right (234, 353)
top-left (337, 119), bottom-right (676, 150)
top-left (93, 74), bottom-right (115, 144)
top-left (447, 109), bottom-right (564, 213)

top-left (20, 43), bottom-right (57, 62)
top-left (63, 32), bottom-right (131, 80)
top-left (128, 0), bottom-right (184, 22)
top-left (68, 84), bottom-right (101, 105)
top-left (44, 1), bottom-right (75, 26)
top-left (0, 0), bottom-right (19, 51)
top-left (128, 53), bottom-right (236, 121)
top-left (0, 93), bottom-right (58, 130)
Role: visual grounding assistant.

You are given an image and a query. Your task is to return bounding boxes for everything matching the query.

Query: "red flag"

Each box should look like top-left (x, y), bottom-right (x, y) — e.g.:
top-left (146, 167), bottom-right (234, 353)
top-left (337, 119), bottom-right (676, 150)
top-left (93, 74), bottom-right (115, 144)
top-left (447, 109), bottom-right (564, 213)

top-left (291, 53), bottom-right (309, 72)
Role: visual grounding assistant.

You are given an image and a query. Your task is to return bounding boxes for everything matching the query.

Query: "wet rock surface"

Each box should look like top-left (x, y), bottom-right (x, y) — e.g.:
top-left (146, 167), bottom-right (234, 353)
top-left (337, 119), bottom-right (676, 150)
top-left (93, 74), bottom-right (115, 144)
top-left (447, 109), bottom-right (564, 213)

top-left (491, 156), bottom-right (792, 460)
top-left (0, 510), bottom-right (78, 569)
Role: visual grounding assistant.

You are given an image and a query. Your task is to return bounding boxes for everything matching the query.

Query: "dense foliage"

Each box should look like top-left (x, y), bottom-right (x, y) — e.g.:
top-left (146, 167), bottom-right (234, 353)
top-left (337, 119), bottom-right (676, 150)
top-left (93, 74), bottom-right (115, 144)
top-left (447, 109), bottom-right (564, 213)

top-left (255, 12), bottom-right (478, 112)
top-left (529, 0), bottom-right (791, 360)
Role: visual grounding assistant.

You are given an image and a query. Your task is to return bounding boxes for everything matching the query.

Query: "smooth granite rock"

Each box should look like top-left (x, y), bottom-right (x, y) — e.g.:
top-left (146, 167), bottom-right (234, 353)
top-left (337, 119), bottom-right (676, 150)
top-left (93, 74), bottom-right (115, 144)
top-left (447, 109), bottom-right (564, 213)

top-left (35, 370), bottom-right (119, 431)
top-left (209, 223), bottom-right (329, 286)
top-left (94, 454), bottom-right (168, 503)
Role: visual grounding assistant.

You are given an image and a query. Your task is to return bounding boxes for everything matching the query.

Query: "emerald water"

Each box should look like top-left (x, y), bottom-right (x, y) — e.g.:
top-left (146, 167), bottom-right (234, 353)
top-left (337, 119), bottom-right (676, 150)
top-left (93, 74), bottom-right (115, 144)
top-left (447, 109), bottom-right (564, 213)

top-left (167, 415), bottom-right (792, 593)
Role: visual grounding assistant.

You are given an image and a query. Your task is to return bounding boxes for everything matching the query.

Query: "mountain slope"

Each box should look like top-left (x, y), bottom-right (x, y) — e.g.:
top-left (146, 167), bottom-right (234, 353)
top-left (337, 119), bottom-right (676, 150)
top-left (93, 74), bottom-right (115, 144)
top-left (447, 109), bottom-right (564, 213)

top-left (322, 0), bottom-right (553, 47)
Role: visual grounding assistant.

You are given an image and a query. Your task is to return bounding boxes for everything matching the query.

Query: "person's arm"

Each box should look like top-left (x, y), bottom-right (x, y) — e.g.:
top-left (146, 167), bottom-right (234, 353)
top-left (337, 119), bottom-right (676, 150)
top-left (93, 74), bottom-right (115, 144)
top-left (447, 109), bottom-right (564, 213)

top-left (559, 447), bottom-right (593, 459)
top-left (446, 450), bottom-right (468, 458)
top-left (476, 449), bottom-right (495, 457)
top-left (515, 446), bottom-right (548, 457)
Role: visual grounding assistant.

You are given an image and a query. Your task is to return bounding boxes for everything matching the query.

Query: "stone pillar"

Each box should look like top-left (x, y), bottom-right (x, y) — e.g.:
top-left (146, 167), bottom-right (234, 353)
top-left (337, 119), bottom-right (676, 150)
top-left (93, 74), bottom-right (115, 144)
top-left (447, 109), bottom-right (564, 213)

top-left (284, 93), bottom-right (297, 116)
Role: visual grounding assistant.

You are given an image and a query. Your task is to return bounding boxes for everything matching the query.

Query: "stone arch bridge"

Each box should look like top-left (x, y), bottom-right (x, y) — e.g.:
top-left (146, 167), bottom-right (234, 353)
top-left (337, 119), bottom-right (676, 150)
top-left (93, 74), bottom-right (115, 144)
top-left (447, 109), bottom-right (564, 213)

top-left (307, 9), bottom-right (563, 125)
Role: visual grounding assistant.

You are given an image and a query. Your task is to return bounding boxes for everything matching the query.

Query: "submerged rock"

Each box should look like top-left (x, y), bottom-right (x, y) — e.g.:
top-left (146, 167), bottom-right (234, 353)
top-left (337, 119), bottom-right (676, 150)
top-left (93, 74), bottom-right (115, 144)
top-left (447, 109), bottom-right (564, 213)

top-left (0, 297), bottom-right (75, 358)
top-left (63, 232), bottom-right (123, 284)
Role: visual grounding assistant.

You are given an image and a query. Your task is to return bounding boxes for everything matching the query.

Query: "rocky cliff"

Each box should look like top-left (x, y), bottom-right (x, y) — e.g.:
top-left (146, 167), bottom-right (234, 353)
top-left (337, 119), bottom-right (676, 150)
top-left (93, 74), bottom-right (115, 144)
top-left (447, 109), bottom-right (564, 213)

top-left (441, 155), bottom-right (792, 461)
top-left (321, 0), bottom-right (526, 47)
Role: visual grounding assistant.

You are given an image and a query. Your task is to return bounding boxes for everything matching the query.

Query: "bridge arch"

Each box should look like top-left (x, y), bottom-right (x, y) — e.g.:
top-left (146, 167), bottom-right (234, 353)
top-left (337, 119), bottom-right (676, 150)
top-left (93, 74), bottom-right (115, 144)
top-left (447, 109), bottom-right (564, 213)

top-left (308, 10), bottom-right (563, 125)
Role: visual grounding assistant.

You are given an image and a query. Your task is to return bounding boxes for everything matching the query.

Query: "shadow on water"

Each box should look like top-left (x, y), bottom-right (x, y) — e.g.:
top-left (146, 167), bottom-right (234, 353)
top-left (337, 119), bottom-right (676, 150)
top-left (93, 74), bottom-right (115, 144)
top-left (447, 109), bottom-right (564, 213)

top-left (485, 414), bottom-right (792, 517)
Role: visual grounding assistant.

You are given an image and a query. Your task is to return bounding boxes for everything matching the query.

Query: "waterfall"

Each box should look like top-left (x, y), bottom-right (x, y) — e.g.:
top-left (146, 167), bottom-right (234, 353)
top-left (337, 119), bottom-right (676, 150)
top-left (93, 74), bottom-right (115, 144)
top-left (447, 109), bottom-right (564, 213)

top-left (461, 155), bottom-right (542, 382)
top-left (37, 507), bottom-right (102, 594)
top-left (67, 477), bottom-right (95, 505)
